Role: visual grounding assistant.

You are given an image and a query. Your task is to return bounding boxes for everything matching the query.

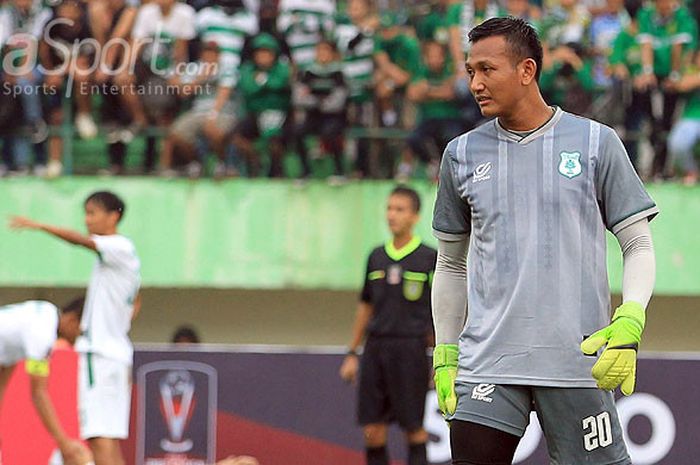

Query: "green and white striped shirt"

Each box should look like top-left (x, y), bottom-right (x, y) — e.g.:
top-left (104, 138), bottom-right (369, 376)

top-left (195, 5), bottom-right (258, 87)
top-left (335, 16), bottom-right (374, 102)
top-left (277, 0), bottom-right (336, 67)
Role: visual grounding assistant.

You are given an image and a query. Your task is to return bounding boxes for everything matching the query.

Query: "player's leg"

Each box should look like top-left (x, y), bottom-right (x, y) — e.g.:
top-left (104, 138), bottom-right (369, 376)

top-left (87, 437), bottom-right (124, 465)
top-left (450, 420), bottom-right (521, 465)
top-left (0, 365), bottom-right (16, 414)
top-left (78, 354), bottom-right (131, 465)
top-left (384, 338), bottom-right (430, 465)
top-left (358, 338), bottom-right (391, 465)
top-left (449, 382), bottom-right (532, 465)
top-left (533, 387), bottom-right (631, 465)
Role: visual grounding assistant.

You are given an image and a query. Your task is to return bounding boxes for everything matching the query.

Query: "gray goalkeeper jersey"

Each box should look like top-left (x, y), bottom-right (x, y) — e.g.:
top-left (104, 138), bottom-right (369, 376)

top-left (432, 107), bottom-right (658, 387)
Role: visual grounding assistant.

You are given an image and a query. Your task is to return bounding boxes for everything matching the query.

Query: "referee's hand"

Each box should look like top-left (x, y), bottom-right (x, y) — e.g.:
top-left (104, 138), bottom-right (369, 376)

top-left (339, 354), bottom-right (359, 384)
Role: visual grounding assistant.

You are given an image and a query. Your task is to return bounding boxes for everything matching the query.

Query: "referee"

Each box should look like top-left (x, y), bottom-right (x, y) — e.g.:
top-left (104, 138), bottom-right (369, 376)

top-left (339, 186), bottom-right (437, 465)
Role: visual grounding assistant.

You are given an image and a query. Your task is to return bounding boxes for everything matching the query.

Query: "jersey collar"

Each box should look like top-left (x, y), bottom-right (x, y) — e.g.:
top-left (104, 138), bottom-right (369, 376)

top-left (495, 106), bottom-right (563, 145)
top-left (385, 235), bottom-right (421, 262)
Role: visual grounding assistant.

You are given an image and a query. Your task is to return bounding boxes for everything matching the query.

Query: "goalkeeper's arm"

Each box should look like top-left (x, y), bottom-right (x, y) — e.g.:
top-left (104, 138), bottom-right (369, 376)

top-left (432, 237), bottom-right (469, 345)
top-left (616, 218), bottom-right (656, 310)
top-left (431, 236), bottom-right (469, 416)
top-left (581, 218), bottom-right (655, 395)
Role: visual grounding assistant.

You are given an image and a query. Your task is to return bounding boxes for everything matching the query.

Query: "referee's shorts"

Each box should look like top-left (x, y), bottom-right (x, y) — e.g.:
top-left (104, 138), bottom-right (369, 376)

top-left (357, 336), bottom-right (430, 431)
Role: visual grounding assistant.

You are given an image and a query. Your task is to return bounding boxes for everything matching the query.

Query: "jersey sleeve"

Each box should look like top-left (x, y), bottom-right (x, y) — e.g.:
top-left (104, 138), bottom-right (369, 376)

top-left (178, 6), bottom-right (197, 40)
top-left (23, 303), bottom-right (57, 374)
top-left (92, 235), bottom-right (136, 269)
top-left (433, 142), bottom-right (471, 241)
top-left (130, 6), bottom-right (150, 40)
top-left (595, 126), bottom-right (659, 234)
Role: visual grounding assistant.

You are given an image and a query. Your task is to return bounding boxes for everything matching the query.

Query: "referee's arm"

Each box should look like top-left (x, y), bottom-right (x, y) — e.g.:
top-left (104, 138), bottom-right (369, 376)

top-left (339, 301), bottom-right (373, 384)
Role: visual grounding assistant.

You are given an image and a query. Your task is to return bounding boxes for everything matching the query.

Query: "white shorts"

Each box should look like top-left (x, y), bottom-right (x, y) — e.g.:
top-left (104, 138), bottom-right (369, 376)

top-left (78, 352), bottom-right (132, 440)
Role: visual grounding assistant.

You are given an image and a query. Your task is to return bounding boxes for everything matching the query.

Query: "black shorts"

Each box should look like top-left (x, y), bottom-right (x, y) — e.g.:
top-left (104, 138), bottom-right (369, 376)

top-left (357, 336), bottom-right (429, 431)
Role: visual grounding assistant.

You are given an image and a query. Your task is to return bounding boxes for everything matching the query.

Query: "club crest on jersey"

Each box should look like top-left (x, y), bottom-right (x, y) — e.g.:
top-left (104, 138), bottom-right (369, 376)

top-left (387, 265), bottom-right (402, 285)
top-left (558, 151), bottom-right (582, 179)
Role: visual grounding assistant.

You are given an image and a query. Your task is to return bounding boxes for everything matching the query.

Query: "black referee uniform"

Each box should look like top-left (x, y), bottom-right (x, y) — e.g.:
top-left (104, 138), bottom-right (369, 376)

top-left (358, 238), bottom-right (437, 431)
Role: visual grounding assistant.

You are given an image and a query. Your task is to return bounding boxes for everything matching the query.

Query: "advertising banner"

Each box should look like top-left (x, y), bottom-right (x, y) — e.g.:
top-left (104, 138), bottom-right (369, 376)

top-left (1, 347), bottom-right (697, 464)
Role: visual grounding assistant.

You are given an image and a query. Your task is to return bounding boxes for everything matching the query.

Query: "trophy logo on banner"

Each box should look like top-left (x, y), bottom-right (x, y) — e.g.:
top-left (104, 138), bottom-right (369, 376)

top-left (159, 370), bottom-right (196, 453)
top-left (136, 361), bottom-right (218, 465)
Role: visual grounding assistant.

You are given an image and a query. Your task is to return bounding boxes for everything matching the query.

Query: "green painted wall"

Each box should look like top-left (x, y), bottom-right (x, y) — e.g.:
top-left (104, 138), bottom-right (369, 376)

top-left (0, 178), bottom-right (697, 294)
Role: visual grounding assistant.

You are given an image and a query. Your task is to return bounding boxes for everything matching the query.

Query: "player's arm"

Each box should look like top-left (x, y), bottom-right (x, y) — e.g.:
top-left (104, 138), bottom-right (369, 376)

top-left (131, 292), bottom-right (143, 321)
top-left (27, 365), bottom-right (92, 465)
top-left (431, 143), bottom-right (471, 417)
top-left (338, 301), bottom-right (373, 384)
top-left (581, 218), bottom-right (655, 395)
top-left (9, 217), bottom-right (97, 251)
top-left (582, 126), bottom-right (658, 395)
top-left (431, 237), bottom-right (468, 417)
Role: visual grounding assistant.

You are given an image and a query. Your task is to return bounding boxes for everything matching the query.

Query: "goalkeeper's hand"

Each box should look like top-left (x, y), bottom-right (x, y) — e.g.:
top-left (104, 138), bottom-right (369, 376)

top-left (581, 301), bottom-right (646, 396)
top-left (433, 344), bottom-right (459, 417)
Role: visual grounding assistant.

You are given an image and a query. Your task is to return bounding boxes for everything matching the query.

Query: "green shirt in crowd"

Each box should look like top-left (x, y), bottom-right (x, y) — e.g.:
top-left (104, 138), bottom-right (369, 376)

top-left (637, 5), bottom-right (698, 77)
top-left (415, 7), bottom-right (452, 45)
top-left (375, 33), bottom-right (422, 83)
top-left (412, 63), bottom-right (461, 122)
top-left (609, 27), bottom-right (643, 77)
top-left (238, 60), bottom-right (292, 137)
top-left (335, 14), bottom-right (375, 103)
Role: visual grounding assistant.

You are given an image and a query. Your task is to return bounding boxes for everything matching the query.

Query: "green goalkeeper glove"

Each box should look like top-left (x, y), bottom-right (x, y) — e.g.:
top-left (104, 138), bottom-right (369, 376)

top-left (581, 301), bottom-right (646, 396)
top-left (433, 344), bottom-right (459, 417)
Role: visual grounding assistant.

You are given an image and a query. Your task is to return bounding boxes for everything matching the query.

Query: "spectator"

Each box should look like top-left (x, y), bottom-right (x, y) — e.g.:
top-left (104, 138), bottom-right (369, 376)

top-left (668, 51), bottom-right (700, 185)
top-left (233, 33), bottom-right (292, 177)
top-left (400, 41), bottom-right (462, 182)
top-left (540, 41), bottom-right (596, 116)
top-left (609, 0), bottom-right (645, 170)
top-left (588, 0), bottom-right (628, 87)
top-left (335, 0), bottom-right (377, 178)
top-left (89, 0), bottom-right (141, 175)
top-left (447, 0), bottom-right (504, 76)
top-left (196, 0), bottom-right (258, 89)
top-left (295, 39), bottom-right (348, 181)
top-left (414, 0), bottom-right (453, 47)
top-left (636, 0), bottom-right (698, 179)
top-left (504, 0), bottom-right (541, 25)
top-left (374, 11), bottom-right (421, 128)
top-left (130, 0), bottom-right (197, 173)
top-left (39, 0), bottom-right (98, 178)
top-left (195, 0), bottom-right (258, 175)
top-left (538, 0), bottom-right (591, 50)
top-left (241, 0), bottom-right (292, 64)
top-left (277, 0), bottom-right (335, 68)
top-left (0, 0), bottom-right (52, 175)
top-left (172, 325), bottom-right (201, 344)
top-left (163, 41), bottom-right (236, 177)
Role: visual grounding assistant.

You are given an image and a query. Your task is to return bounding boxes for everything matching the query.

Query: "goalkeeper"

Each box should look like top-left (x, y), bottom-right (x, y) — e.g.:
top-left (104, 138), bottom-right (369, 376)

top-left (431, 17), bottom-right (658, 465)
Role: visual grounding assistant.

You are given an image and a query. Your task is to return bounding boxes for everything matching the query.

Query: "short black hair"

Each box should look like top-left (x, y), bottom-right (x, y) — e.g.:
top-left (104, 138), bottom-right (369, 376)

top-left (172, 325), bottom-right (201, 344)
top-left (624, 0), bottom-right (643, 19)
top-left (390, 186), bottom-right (421, 213)
top-left (84, 191), bottom-right (126, 222)
top-left (468, 16), bottom-right (543, 82)
top-left (62, 296), bottom-right (84, 320)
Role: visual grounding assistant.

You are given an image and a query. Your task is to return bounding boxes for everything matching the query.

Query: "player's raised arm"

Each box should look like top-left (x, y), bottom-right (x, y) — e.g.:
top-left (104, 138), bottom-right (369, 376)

top-left (28, 367), bottom-right (93, 465)
top-left (9, 216), bottom-right (97, 251)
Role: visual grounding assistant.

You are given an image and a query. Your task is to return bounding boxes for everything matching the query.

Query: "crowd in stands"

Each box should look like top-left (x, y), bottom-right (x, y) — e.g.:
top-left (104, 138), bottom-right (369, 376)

top-left (0, 0), bottom-right (699, 183)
